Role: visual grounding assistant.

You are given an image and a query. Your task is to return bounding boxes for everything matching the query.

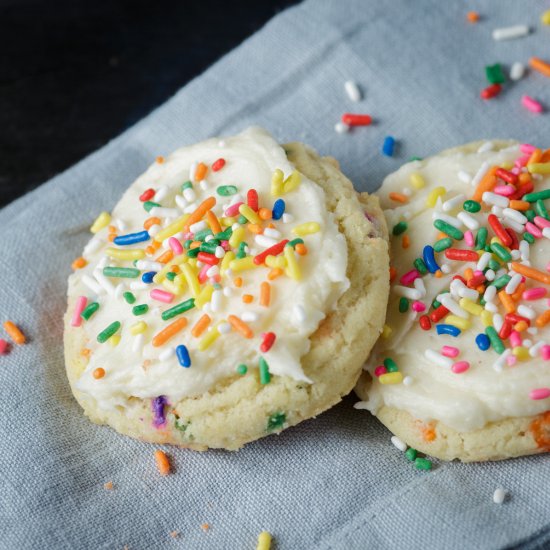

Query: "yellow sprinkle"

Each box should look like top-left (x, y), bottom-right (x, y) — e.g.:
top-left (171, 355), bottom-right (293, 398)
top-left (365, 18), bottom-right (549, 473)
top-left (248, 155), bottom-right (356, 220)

top-left (105, 247), bottom-right (145, 261)
top-left (229, 226), bottom-right (246, 248)
top-left (500, 161), bottom-right (514, 170)
top-left (284, 246), bottom-right (301, 280)
top-left (109, 334), bottom-right (121, 347)
top-left (542, 9), bottom-right (550, 25)
top-left (459, 298), bottom-right (483, 316)
top-left (481, 310), bottom-right (493, 327)
top-left (162, 279), bottom-right (183, 296)
top-left (527, 162), bottom-right (550, 175)
top-left (153, 253), bottom-right (187, 284)
top-left (379, 372), bottom-right (403, 385)
top-left (220, 251), bottom-right (235, 276)
top-left (229, 256), bottom-right (257, 272)
top-left (271, 169), bottom-right (284, 197)
top-left (172, 273), bottom-right (187, 290)
top-left (238, 204), bottom-right (261, 224)
top-left (382, 324), bottom-right (393, 339)
top-left (282, 170), bottom-right (301, 194)
top-left (90, 211), bottom-right (111, 234)
top-left (220, 216), bottom-right (236, 227)
top-left (265, 254), bottom-right (286, 269)
top-left (292, 222), bottom-right (321, 237)
top-left (410, 172), bottom-right (425, 190)
top-left (513, 346), bottom-right (530, 361)
top-left (490, 236), bottom-right (503, 246)
top-left (153, 214), bottom-right (189, 242)
top-left (130, 321), bottom-right (147, 335)
top-left (180, 263), bottom-right (201, 297)
top-left (198, 325), bottom-right (220, 351)
top-left (195, 284), bottom-right (214, 309)
top-left (425, 186), bottom-right (446, 208)
top-left (445, 315), bottom-right (471, 330)
top-left (256, 531), bottom-right (272, 550)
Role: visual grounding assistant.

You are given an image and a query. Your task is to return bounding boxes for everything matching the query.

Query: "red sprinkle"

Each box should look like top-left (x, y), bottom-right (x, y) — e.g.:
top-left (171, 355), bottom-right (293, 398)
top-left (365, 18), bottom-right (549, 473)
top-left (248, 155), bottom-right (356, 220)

top-left (419, 315), bottom-right (431, 331)
top-left (341, 113), bottom-right (372, 126)
top-left (505, 313), bottom-right (531, 326)
top-left (260, 332), bottom-right (276, 353)
top-left (445, 249), bottom-right (479, 262)
top-left (495, 168), bottom-right (518, 185)
top-left (211, 158), bottom-right (226, 172)
top-left (480, 84), bottom-right (502, 100)
top-left (510, 181), bottom-right (534, 200)
top-left (140, 188), bottom-right (155, 202)
top-left (253, 240), bottom-right (289, 265)
top-left (197, 252), bottom-right (219, 265)
top-left (488, 214), bottom-right (512, 246)
top-left (0, 339), bottom-right (8, 355)
top-left (430, 305), bottom-right (449, 323)
top-left (499, 319), bottom-right (513, 340)
top-left (467, 274), bottom-right (486, 288)
top-left (506, 227), bottom-right (520, 250)
top-left (247, 189), bottom-right (259, 212)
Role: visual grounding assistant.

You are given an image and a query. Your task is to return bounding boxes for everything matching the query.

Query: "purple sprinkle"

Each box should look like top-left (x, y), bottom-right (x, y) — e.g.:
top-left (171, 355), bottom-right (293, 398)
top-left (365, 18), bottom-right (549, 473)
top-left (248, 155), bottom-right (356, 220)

top-left (152, 395), bottom-right (168, 428)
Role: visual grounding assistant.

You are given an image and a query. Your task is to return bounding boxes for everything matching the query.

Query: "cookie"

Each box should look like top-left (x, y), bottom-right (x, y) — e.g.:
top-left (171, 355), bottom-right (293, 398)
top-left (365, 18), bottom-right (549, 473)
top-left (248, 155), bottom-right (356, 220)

top-left (355, 140), bottom-right (550, 462)
top-left (64, 127), bottom-right (389, 450)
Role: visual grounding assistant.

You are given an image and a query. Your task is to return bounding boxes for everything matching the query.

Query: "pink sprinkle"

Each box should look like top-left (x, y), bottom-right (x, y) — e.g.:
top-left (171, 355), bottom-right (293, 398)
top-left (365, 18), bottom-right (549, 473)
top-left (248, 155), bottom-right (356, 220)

top-left (494, 185), bottom-right (515, 196)
top-left (521, 95), bottom-right (544, 114)
top-left (534, 216), bottom-right (550, 229)
top-left (225, 202), bottom-right (243, 217)
top-left (541, 345), bottom-right (550, 361)
top-left (0, 339), bottom-right (8, 355)
top-left (183, 232), bottom-right (193, 240)
top-left (198, 263), bottom-right (210, 284)
top-left (509, 330), bottom-right (522, 348)
top-left (168, 237), bottom-right (183, 255)
top-left (442, 345), bottom-right (460, 358)
top-left (71, 296), bottom-right (88, 327)
top-left (464, 230), bottom-right (474, 247)
top-left (150, 289), bottom-right (174, 303)
top-left (529, 388), bottom-right (550, 400)
top-left (400, 269), bottom-right (421, 285)
top-left (374, 365), bottom-right (387, 377)
top-left (525, 222), bottom-right (543, 238)
top-left (412, 301), bottom-right (426, 312)
top-left (511, 166), bottom-right (521, 175)
top-left (451, 361), bottom-right (470, 374)
top-left (474, 270), bottom-right (484, 277)
top-left (515, 155), bottom-right (530, 168)
top-left (221, 240), bottom-right (230, 251)
top-left (522, 287), bottom-right (547, 301)
top-left (507, 355), bottom-right (517, 367)
top-left (520, 143), bottom-right (536, 154)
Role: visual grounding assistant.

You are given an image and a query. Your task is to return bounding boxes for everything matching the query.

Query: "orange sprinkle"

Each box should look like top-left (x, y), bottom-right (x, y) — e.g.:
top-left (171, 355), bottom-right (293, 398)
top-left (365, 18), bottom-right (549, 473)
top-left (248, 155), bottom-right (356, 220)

top-left (191, 314), bottom-right (211, 338)
top-left (195, 162), bottom-right (207, 181)
top-left (81, 348), bottom-right (91, 357)
top-left (514, 321), bottom-right (529, 332)
top-left (190, 241), bottom-right (201, 249)
top-left (152, 318), bottom-right (188, 347)
top-left (518, 172), bottom-right (532, 184)
top-left (144, 216), bottom-right (161, 230)
top-left (476, 284), bottom-right (486, 294)
top-left (473, 166), bottom-right (497, 202)
top-left (541, 149), bottom-right (550, 163)
top-left (511, 282), bottom-right (525, 302)
top-left (388, 192), bottom-right (409, 204)
top-left (498, 290), bottom-right (516, 313)
top-left (247, 223), bottom-right (263, 235)
top-left (267, 268), bottom-right (283, 280)
top-left (93, 368), bottom-right (105, 379)
top-left (267, 222), bottom-right (276, 229)
top-left (169, 265), bottom-right (180, 274)
top-left (260, 282), bottom-right (271, 307)
top-left (528, 148), bottom-right (543, 165)
top-left (3, 321), bottom-right (25, 345)
top-left (295, 243), bottom-right (307, 255)
top-left (529, 57), bottom-right (550, 78)
top-left (467, 11), bottom-right (479, 23)
top-left (154, 450), bottom-right (171, 476)
top-left (184, 196), bottom-right (216, 231)
top-left (242, 294), bottom-right (253, 304)
top-left (201, 524), bottom-right (210, 532)
top-left (509, 200), bottom-right (530, 211)
top-left (233, 277), bottom-right (243, 288)
top-left (530, 411), bottom-right (550, 451)
top-left (511, 262), bottom-right (550, 285)
top-left (72, 256), bottom-right (87, 270)
top-left (389, 266), bottom-right (397, 282)
top-left (402, 235), bottom-right (410, 249)
top-left (206, 210), bottom-right (222, 235)
top-left (422, 424), bottom-right (437, 442)
top-left (437, 231), bottom-right (447, 240)
top-left (464, 268), bottom-right (474, 281)
top-left (156, 156), bottom-right (165, 164)
top-left (258, 207), bottom-right (272, 220)
top-left (536, 310), bottom-right (550, 328)
top-left (434, 270), bottom-right (443, 278)
top-left (227, 315), bottom-right (253, 339)
top-left (107, 234), bottom-right (116, 242)
top-left (108, 225), bottom-right (117, 233)
top-left (156, 250), bottom-right (174, 264)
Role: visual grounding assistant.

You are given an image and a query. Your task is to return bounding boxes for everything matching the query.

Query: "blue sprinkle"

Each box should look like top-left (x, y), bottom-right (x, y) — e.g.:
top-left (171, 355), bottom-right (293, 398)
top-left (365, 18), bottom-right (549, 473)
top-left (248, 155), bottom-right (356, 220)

top-left (176, 345), bottom-right (191, 368)
top-left (382, 136), bottom-right (395, 157)
top-left (142, 271), bottom-right (157, 284)
top-left (422, 245), bottom-right (440, 273)
top-left (475, 333), bottom-right (491, 351)
top-left (114, 230), bottom-right (150, 246)
top-left (272, 198), bottom-right (285, 220)
top-left (436, 324), bottom-right (461, 337)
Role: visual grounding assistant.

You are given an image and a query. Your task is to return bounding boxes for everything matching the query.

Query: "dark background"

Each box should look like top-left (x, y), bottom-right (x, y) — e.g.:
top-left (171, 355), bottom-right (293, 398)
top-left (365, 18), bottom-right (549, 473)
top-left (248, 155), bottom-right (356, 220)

top-left (0, 0), bottom-right (299, 208)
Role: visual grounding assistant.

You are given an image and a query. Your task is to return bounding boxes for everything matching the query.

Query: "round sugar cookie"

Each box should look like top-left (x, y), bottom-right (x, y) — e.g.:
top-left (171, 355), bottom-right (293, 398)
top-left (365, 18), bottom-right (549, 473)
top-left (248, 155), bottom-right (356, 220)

top-left (64, 127), bottom-right (389, 450)
top-left (355, 140), bottom-right (550, 462)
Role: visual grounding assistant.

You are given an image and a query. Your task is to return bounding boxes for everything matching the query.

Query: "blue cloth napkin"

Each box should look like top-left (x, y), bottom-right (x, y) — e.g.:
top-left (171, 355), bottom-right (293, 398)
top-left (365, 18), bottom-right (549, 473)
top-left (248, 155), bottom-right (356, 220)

top-left (1, 0), bottom-right (549, 548)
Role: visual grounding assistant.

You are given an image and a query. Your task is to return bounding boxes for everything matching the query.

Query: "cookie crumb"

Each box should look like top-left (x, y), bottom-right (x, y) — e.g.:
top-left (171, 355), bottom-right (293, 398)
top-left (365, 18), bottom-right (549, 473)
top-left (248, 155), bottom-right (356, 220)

top-left (169, 530), bottom-right (179, 539)
top-left (201, 523), bottom-right (210, 531)
top-left (103, 481), bottom-right (114, 490)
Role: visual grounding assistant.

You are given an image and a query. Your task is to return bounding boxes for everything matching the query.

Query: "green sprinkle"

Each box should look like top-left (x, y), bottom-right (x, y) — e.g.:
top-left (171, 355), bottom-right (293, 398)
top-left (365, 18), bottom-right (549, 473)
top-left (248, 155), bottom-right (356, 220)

top-left (432, 299), bottom-right (441, 309)
top-left (488, 258), bottom-right (501, 272)
top-left (534, 200), bottom-right (549, 220)
top-left (433, 219), bottom-right (463, 240)
top-left (288, 238), bottom-right (304, 248)
top-left (97, 321), bottom-right (121, 343)
top-left (161, 299), bottom-right (195, 321)
top-left (213, 283), bottom-right (222, 290)
top-left (267, 412), bottom-right (286, 432)
top-left (81, 302), bottom-right (100, 321)
top-left (199, 241), bottom-right (218, 254)
top-left (405, 448), bottom-right (417, 461)
top-left (132, 304), bottom-right (149, 316)
top-left (259, 357), bottom-right (270, 385)
top-left (479, 297), bottom-right (486, 306)
top-left (490, 242), bottom-right (512, 262)
top-left (491, 274), bottom-right (511, 289)
top-left (486, 326), bottom-right (505, 354)
top-left (413, 258), bottom-right (428, 275)
top-left (143, 201), bottom-right (160, 212)
top-left (408, 156), bottom-right (423, 162)
top-left (215, 228), bottom-right (233, 240)
top-left (238, 214), bottom-right (248, 225)
top-left (217, 185), bottom-right (238, 196)
top-left (103, 267), bottom-right (140, 278)
top-left (236, 364), bottom-right (248, 375)
top-left (414, 457), bottom-right (433, 471)
top-left (236, 242), bottom-right (248, 259)
top-left (525, 209), bottom-right (536, 222)
top-left (392, 221), bottom-right (408, 236)
top-left (433, 237), bottom-right (453, 252)
top-left (181, 181), bottom-right (193, 191)
top-left (463, 200), bottom-right (481, 213)
top-left (523, 190), bottom-right (550, 203)
top-left (123, 291), bottom-right (136, 304)
top-left (399, 297), bottom-right (409, 313)
top-left (166, 272), bottom-right (176, 281)
top-left (194, 228), bottom-right (213, 242)
top-left (383, 358), bottom-right (398, 372)
top-left (523, 232), bottom-right (535, 244)
top-left (184, 239), bottom-right (193, 249)
top-left (186, 247), bottom-right (200, 258)
top-left (475, 227), bottom-right (488, 250)
top-left (485, 63), bottom-right (505, 84)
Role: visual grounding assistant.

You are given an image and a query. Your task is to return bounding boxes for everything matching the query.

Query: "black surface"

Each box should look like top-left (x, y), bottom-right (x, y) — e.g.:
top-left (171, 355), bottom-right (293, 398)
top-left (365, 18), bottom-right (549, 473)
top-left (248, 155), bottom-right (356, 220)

top-left (0, 0), bottom-right (300, 208)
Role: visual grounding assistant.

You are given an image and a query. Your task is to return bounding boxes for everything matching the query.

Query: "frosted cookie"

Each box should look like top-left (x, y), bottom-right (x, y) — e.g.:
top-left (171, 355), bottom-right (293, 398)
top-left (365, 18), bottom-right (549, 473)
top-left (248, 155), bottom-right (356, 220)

top-left (64, 127), bottom-right (389, 450)
top-left (355, 141), bottom-right (550, 462)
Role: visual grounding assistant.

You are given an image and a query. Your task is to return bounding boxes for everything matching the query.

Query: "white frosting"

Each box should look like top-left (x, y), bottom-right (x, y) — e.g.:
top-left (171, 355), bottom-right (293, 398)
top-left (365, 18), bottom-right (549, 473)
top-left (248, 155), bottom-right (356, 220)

top-left (69, 127), bottom-right (349, 410)
top-left (361, 143), bottom-right (550, 432)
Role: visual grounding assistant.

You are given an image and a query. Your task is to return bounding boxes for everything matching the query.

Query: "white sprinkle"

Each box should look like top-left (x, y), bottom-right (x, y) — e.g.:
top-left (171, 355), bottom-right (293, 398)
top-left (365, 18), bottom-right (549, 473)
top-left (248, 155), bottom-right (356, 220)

top-left (155, 185), bottom-right (169, 202)
top-left (263, 227), bottom-right (281, 239)
top-left (130, 281), bottom-right (149, 291)
top-left (485, 302), bottom-right (498, 313)
top-left (510, 250), bottom-right (521, 261)
top-left (472, 161), bottom-right (490, 187)
top-left (440, 263), bottom-right (451, 274)
top-left (204, 235), bottom-right (214, 242)
top-left (96, 256), bottom-right (108, 269)
top-left (424, 349), bottom-right (453, 369)
top-left (527, 327), bottom-right (538, 336)
top-left (438, 294), bottom-right (469, 318)
top-left (519, 240), bottom-right (530, 261)
top-left (148, 224), bottom-right (161, 238)
top-left (215, 246), bottom-right (225, 259)
top-left (114, 283), bottom-right (125, 300)
top-left (542, 227), bottom-right (550, 240)
top-left (335, 122), bottom-right (350, 134)
top-left (483, 191), bottom-right (509, 208)
top-left (183, 187), bottom-right (196, 202)
top-left (115, 218), bottom-right (127, 232)
top-left (492, 25), bottom-right (529, 41)
top-left (493, 314), bottom-right (504, 333)
top-left (393, 285), bottom-right (423, 300)
top-left (458, 170), bottom-right (472, 184)
top-left (218, 322), bottom-right (231, 335)
top-left (293, 304), bottom-right (307, 323)
top-left (94, 268), bottom-right (115, 296)
top-left (413, 277), bottom-right (426, 297)
top-left (150, 207), bottom-right (179, 218)
top-left (189, 162), bottom-right (198, 181)
top-left (403, 376), bottom-right (413, 386)
top-left (206, 265), bottom-right (219, 278)
top-left (159, 347), bottom-right (174, 361)
top-left (493, 487), bottom-right (507, 504)
top-left (517, 304), bottom-right (536, 319)
top-left (136, 260), bottom-right (163, 271)
top-left (82, 274), bottom-right (104, 295)
top-left (457, 211), bottom-right (480, 230)
top-left (344, 80), bottom-right (362, 102)
top-left (189, 221), bottom-right (207, 234)
top-left (390, 436), bottom-right (407, 452)
top-left (493, 350), bottom-right (511, 372)
top-left (442, 194), bottom-right (466, 212)
top-left (510, 62), bottom-right (525, 81)
top-left (503, 208), bottom-right (527, 225)
top-left (199, 179), bottom-right (209, 191)
top-left (502, 218), bottom-right (525, 234)
top-left (530, 341), bottom-right (546, 357)
top-left (255, 234), bottom-right (278, 248)
top-left (132, 333), bottom-right (144, 354)
top-left (282, 213), bottom-right (294, 224)
top-left (484, 285), bottom-right (497, 303)
top-left (477, 141), bottom-right (494, 153)
top-left (83, 238), bottom-right (103, 256)
top-left (211, 290), bottom-right (222, 313)
top-left (477, 252), bottom-right (492, 272)
top-left (196, 261), bottom-right (204, 268)
top-left (432, 212), bottom-right (463, 229)
top-left (241, 311), bottom-right (260, 323)
top-left (505, 273), bottom-right (522, 295)
top-left (222, 287), bottom-right (232, 297)
top-left (485, 269), bottom-right (496, 281)
top-left (175, 194), bottom-right (187, 210)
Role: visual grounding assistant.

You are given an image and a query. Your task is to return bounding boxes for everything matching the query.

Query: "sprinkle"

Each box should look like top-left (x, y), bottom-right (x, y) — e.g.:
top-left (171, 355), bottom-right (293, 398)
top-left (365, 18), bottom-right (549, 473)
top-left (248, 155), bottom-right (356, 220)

top-left (103, 267), bottom-right (141, 279)
top-left (212, 158), bottom-right (226, 172)
top-left (176, 345), bottom-right (191, 368)
top-left (486, 326), bottom-right (505, 354)
top-left (292, 222), bottom-right (320, 237)
top-left (72, 256), bottom-right (87, 270)
top-left (114, 230), bottom-right (150, 246)
top-left (405, 448), bottom-right (417, 461)
top-left (259, 282), bottom-right (271, 307)
top-left (341, 113), bottom-right (372, 126)
top-left (132, 304), bottom-right (149, 316)
top-left (90, 212), bottom-right (111, 233)
top-left (152, 318), bottom-right (188, 347)
top-left (529, 57), bottom-right (550, 78)
top-left (436, 324), bottom-right (461, 337)
top-left (260, 332), bottom-right (276, 353)
top-left (81, 302), bottom-right (100, 321)
top-left (466, 11), bottom-right (479, 23)
top-left (379, 372), bottom-right (403, 384)
top-left (441, 346), bottom-right (459, 358)
top-left (344, 80), bottom-right (362, 102)
top-left (536, 310), bottom-right (550, 328)
top-left (71, 296), bottom-right (88, 327)
top-left (451, 361), bottom-right (470, 374)
top-left (414, 457), bottom-right (432, 471)
top-left (154, 450), bottom-right (171, 476)
top-left (391, 436), bottom-right (407, 452)
top-left (511, 262), bottom-right (550, 285)
top-left (259, 357), bottom-right (271, 384)
top-left (236, 364), bottom-right (248, 375)
top-left (256, 531), bottom-right (272, 550)
top-left (493, 488), bottom-right (506, 504)
top-left (480, 84), bottom-right (502, 100)
top-left (97, 321), bottom-right (121, 344)
top-left (424, 349), bottom-right (453, 368)
top-left (510, 62), bottom-right (525, 81)
top-left (382, 136), bottom-right (395, 157)
top-left (105, 247), bottom-right (145, 261)
top-left (0, 339), bottom-right (8, 354)
top-left (492, 25), bottom-right (529, 41)
top-left (522, 95), bottom-right (544, 114)
top-left (93, 368), bottom-right (105, 379)
top-left (485, 63), bottom-right (505, 84)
